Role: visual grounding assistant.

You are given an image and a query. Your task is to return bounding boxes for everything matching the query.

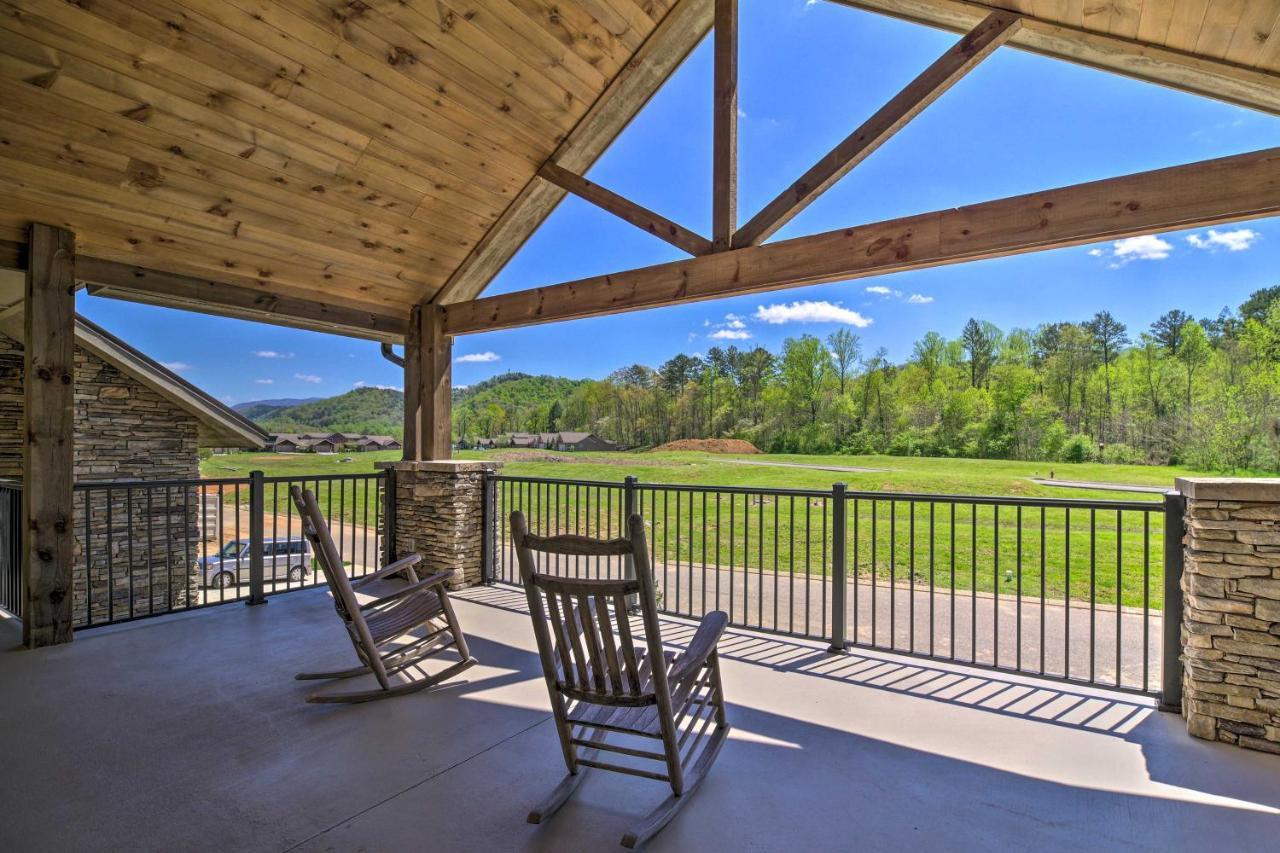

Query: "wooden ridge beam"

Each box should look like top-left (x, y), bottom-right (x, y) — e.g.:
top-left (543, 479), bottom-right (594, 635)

top-left (73, 257), bottom-right (407, 342)
top-left (830, 0), bottom-right (1280, 116)
top-left (537, 162), bottom-right (713, 256)
top-left (444, 147), bottom-right (1280, 335)
top-left (432, 0), bottom-right (715, 305)
top-left (712, 0), bottom-right (738, 251)
top-left (733, 10), bottom-right (1020, 249)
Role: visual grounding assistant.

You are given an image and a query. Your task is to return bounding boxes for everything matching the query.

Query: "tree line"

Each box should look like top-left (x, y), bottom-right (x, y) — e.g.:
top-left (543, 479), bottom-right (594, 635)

top-left (459, 286), bottom-right (1280, 472)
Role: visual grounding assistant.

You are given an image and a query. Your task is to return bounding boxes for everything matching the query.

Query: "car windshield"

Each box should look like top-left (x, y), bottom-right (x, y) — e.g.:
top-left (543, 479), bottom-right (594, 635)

top-left (218, 541), bottom-right (245, 558)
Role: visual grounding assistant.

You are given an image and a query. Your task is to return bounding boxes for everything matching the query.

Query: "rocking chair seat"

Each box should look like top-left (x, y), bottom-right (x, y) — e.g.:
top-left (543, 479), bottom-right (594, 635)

top-left (365, 588), bottom-right (446, 644)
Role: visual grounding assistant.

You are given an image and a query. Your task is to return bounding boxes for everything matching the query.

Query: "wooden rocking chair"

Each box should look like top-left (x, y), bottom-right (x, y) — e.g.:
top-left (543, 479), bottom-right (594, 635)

top-left (290, 486), bottom-right (476, 703)
top-left (510, 510), bottom-right (730, 849)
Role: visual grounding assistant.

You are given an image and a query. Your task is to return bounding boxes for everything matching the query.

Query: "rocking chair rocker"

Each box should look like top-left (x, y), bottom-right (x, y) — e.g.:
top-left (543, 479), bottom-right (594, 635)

top-left (290, 485), bottom-right (476, 703)
top-left (510, 510), bottom-right (730, 848)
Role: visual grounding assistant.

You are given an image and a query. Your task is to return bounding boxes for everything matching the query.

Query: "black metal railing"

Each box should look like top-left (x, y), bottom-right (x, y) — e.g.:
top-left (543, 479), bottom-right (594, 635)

top-left (68, 471), bottom-right (388, 629)
top-left (487, 473), bottom-right (1177, 696)
top-left (0, 480), bottom-right (21, 618)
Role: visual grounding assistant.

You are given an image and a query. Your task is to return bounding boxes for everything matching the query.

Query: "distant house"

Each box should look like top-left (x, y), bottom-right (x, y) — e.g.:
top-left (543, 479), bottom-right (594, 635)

top-left (309, 438), bottom-right (339, 454)
top-left (356, 435), bottom-right (401, 451)
top-left (553, 432), bottom-right (616, 452)
top-left (508, 433), bottom-right (539, 448)
top-left (270, 435), bottom-right (303, 452)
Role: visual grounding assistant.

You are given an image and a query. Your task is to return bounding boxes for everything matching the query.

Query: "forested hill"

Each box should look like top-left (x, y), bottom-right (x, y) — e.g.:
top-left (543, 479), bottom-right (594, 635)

top-left (255, 387), bottom-right (404, 435)
top-left (244, 373), bottom-right (584, 439)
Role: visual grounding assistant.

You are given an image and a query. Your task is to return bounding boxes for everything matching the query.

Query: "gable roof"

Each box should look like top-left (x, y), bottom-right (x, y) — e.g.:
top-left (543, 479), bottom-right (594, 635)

top-left (2, 0), bottom-right (1272, 341)
top-left (72, 317), bottom-right (268, 449)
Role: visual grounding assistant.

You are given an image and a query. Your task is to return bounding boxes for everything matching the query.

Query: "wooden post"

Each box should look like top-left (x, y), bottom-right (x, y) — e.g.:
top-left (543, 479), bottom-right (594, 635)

top-left (402, 305), bottom-right (422, 461)
top-left (417, 305), bottom-right (452, 460)
top-left (712, 0), bottom-right (737, 251)
top-left (23, 223), bottom-right (76, 648)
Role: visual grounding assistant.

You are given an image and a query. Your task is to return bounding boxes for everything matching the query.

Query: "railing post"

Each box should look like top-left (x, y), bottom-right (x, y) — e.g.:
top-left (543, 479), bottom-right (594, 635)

top-left (829, 482), bottom-right (848, 654)
top-left (383, 467), bottom-right (397, 567)
top-left (1160, 490), bottom-right (1186, 713)
top-left (624, 475), bottom-right (639, 611)
top-left (246, 470), bottom-right (267, 607)
top-left (481, 469), bottom-right (497, 584)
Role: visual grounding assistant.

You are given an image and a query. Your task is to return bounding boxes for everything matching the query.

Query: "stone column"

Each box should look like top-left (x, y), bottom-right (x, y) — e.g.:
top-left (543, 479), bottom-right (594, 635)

top-left (1177, 477), bottom-right (1280, 755)
top-left (377, 460), bottom-right (500, 589)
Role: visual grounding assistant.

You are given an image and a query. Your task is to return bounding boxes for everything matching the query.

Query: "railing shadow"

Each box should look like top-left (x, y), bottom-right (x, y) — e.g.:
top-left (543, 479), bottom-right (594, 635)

top-left (461, 583), bottom-right (1155, 737)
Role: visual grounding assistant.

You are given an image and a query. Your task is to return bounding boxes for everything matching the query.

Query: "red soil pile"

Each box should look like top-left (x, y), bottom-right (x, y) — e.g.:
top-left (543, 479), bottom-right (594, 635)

top-left (650, 438), bottom-right (761, 454)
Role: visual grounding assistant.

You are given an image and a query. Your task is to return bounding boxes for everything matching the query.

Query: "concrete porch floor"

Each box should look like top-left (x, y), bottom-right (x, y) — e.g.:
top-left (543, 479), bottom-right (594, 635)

top-left (1, 585), bottom-right (1276, 853)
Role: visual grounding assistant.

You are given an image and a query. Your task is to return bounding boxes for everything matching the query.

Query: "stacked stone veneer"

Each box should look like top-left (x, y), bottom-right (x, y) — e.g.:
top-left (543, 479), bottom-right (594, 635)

top-left (0, 333), bottom-right (202, 625)
top-left (378, 460), bottom-right (501, 589)
top-left (1178, 477), bottom-right (1280, 755)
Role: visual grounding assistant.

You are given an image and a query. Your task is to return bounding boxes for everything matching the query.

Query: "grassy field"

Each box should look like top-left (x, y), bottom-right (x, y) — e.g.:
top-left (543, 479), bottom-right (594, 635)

top-left (201, 449), bottom-right (1192, 608)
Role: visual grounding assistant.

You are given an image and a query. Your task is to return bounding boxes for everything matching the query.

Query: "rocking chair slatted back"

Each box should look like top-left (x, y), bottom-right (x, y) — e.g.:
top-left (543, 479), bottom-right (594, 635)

top-left (293, 486), bottom-right (368, 639)
top-left (512, 521), bottom-right (653, 704)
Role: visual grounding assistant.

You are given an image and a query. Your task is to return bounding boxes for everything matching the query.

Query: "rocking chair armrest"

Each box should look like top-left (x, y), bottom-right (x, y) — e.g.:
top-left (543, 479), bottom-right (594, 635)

top-left (351, 554), bottom-right (423, 588)
top-left (359, 569), bottom-right (455, 611)
top-left (668, 610), bottom-right (728, 685)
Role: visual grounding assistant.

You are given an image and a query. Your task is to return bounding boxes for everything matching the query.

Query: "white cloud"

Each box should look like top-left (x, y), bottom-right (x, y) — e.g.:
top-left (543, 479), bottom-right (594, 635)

top-left (456, 351), bottom-right (500, 364)
top-left (1087, 248), bottom-right (1104, 257)
top-left (353, 381), bottom-right (401, 391)
top-left (1186, 228), bottom-right (1260, 253)
top-left (754, 300), bottom-right (872, 327)
top-left (1104, 235), bottom-right (1173, 267)
top-left (253, 350), bottom-right (294, 359)
top-left (254, 378), bottom-right (274, 385)
top-left (864, 285), bottom-right (899, 297)
top-left (907, 294), bottom-right (934, 304)
top-left (162, 361), bottom-right (191, 372)
top-left (293, 373), bottom-right (322, 384)
top-left (710, 328), bottom-right (752, 340)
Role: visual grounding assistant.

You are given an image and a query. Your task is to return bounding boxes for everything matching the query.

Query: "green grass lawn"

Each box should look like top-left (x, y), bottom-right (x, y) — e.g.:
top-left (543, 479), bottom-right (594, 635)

top-left (202, 449), bottom-right (1191, 608)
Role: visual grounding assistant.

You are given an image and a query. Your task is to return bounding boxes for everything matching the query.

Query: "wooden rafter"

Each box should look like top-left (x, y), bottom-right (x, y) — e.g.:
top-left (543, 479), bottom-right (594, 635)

top-left (537, 163), bottom-right (713, 256)
top-left (733, 10), bottom-right (1021, 249)
top-left (73, 258), bottom-right (407, 342)
top-left (831, 0), bottom-right (1280, 116)
top-left (443, 147), bottom-right (1280, 335)
top-left (712, 0), bottom-right (738, 251)
top-left (432, 0), bottom-right (715, 305)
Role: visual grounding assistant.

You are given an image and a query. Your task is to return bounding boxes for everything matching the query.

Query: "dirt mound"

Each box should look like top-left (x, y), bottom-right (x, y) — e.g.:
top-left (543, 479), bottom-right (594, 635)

top-left (650, 438), bottom-right (761, 454)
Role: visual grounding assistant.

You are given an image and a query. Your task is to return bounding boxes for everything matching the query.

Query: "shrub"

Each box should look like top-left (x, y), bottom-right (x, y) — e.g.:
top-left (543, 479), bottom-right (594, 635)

top-left (1100, 442), bottom-right (1144, 465)
top-left (1059, 433), bottom-right (1099, 463)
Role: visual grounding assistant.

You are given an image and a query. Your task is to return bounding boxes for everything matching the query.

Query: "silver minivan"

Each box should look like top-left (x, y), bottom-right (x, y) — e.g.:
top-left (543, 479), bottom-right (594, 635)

top-left (199, 538), bottom-right (312, 589)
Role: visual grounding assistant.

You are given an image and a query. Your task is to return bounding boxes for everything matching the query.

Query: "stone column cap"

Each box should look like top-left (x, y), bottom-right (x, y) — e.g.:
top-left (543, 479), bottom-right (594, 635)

top-left (1175, 477), bottom-right (1280, 501)
top-left (376, 459), bottom-right (502, 473)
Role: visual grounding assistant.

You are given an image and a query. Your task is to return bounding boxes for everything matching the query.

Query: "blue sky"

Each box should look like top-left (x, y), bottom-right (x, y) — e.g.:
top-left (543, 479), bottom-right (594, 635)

top-left (78, 0), bottom-right (1280, 403)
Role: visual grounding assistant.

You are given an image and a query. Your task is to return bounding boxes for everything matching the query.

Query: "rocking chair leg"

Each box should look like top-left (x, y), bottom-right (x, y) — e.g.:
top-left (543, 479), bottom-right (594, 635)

top-left (305, 656), bottom-right (476, 704)
top-left (620, 724), bottom-right (730, 849)
top-left (295, 663), bottom-right (373, 681)
top-left (528, 726), bottom-right (607, 825)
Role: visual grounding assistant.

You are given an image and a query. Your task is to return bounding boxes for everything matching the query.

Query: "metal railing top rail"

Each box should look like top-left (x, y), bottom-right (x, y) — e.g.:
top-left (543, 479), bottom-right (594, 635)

top-left (263, 472), bottom-right (385, 485)
top-left (492, 472), bottom-right (1167, 511)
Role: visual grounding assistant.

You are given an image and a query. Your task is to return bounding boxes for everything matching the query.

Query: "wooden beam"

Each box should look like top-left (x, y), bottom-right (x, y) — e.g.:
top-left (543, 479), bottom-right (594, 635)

top-left (432, 0), bottom-right (715, 304)
top-left (537, 163), bottom-right (713, 256)
top-left (712, 0), bottom-right (738, 251)
top-left (73, 257), bottom-right (407, 342)
top-left (417, 305), bottom-right (452, 461)
top-left (402, 305), bottom-right (421, 461)
top-left (733, 11), bottom-right (1020, 248)
top-left (831, 0), bottom-right (1280, 116)
top-left (23, 223), bottom-right (76, 648)
top-left (444, 147), bottom-right (1280, 335)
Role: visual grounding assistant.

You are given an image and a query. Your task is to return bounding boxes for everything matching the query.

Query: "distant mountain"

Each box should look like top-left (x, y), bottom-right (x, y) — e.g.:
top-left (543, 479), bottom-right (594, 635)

top-left (234, 397), bottom-right (323, 420)
top-left (239, 373), bottom-right (586, 440)
top-left (256, 387), bottom-right (405, 437)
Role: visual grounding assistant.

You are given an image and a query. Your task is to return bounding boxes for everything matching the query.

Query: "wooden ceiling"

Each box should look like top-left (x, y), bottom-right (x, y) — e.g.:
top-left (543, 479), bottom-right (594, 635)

top-left (0, 0), bottom-right (1277, 341)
